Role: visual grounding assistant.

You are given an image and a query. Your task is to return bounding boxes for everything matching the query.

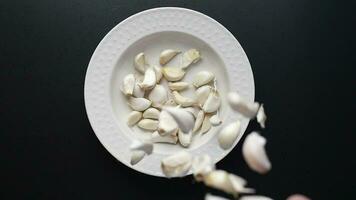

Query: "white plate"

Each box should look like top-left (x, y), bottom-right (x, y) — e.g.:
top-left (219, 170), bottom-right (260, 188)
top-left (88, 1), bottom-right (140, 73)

top-left (84, 7), bottom-right (254, 177)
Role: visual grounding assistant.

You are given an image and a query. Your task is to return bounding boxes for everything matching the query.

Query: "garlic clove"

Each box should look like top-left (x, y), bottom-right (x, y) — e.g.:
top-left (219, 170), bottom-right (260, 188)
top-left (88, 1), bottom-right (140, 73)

top-left (202, 91), bottom-right (221, 113)
top-left (148, 84), bottom-right (168, 108)
top-left (184, 106), bottom-right (200, 118)
top-left (134, 52), bottom-right (147, 73)
top-left (164, 98), bottom-right (178, 107)
top-left (200, 115), bottom-right (212, 134)
top-left (242, 132), bottom-right (271, 174)
top-left (153, 65), bottom-right (163, 83)
top-left (168, 81), bottom-right (190, 91)
top-left (130, 150), bottom-right (146, 165)
top-left (161, 151), bottom-right (192, 177)
top-left (210, 114), bottom-right (222, 126)
top-left (128, 97), bottom-right (151, 111)
top-left (227, 92), bottom-right (260, 118)
top-left (133, 81), bottom-right (145, 98)
top-left (193, 110), bottom-right (205, 133)
top-left (130, 140), bottom-right (153, 155)
top-left (158, 110), bottom-right (179, 136)
top-left (239, 196), bottom-right (273, 200)
top-left (159, 49), bottom-right (180, 65)
top-left (182, 49), bottom-right (200, 69)
top-left (257, 104), bottom-right (267, 128)
top-left (192, 155), bottom-right (215, 182)
top-left (193, 71), bottom-right (214, 87)
top-left (163, 106), bottom-right (195, 133)
top-left (162, 67), bottom-right (185, 81)
top-left (218, 120), bottom-right (241, 150)
top-left (195, 85), bottom-right (212, 106)
top-left (122, 74), bottom-right (135, 96)
top-left (203, 170), bottom-right (235, 195)
top-left (228, 174), bottom-right (255, 194)
top-left (172, 91), bottom-right (196, 107)
top-left (178, 130), bottom-right (193, 147)
top-left (143, 108), bottom-right (160, 119)
top-left (127, 111), bottom-right (142, 126)
top-left (151, 131), bottom-right (178, 144)
top-left (139, 67), bottom-right (156, 90)
top-left (137, 119), bottom-right (158, 131)
top-left (205, 194), bottom-right (230, 200)
top-left (286, 194), bottom-right (311, 200)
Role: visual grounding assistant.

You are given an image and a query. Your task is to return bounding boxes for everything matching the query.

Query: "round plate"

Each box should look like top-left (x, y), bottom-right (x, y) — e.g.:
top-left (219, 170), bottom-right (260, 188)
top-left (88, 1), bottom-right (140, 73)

top-left (84, 7), bottom-right (254, 177)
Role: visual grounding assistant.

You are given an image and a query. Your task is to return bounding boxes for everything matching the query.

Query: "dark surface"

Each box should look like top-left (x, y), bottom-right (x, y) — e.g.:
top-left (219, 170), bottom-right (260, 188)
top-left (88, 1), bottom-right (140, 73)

top-left (0, 0), bottom-right (354, 199)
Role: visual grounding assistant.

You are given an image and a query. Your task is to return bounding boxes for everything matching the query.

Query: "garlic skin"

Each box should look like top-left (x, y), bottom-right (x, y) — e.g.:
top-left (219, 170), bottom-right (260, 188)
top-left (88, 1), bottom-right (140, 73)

top-left (159, 49), bottom-right (180, 65)
top-left (148, 84), bottom-right (168, 108)
top-left (205, 194), bottom-right (229, 200)
top-left (195, 85), bottom-right (212, 106)
top-left (162, 67), bottom-right (186, 81)
top-left (164, 107), bottom-right (195, 133)
top-left (128, 97), bottom-right (151, 111)
top-left (239, 196), bottom-right (273, 200)
top-left (192, 155), bottom-right (215, 181)
top-left (168, 82), bottom-right (190, 91)
top-left (137, 119), bottom-right (158, 131)
top-left (218, 120), bottom-right (241, 150)
top-left (172, 91), bottom-right (196, 107)
top-left (161, 151), bottom-right (192, 177)
top-left (182, 49), bottom-right (200, 69)
top-left (122, 74), bottom-right (135, 96)
top-left (227, 92), bottom-right (260, 118)
top-left (132, 82), bottom-right (145, 98)
top-left (200, 115), bottom-right (212, 134)
top-left (242, 132), bottom-right (271, 174)
top-left (134, 52), bottom-right (146, 73)
top-left (193, 110), bottom-right (205, 133)
top-left (143, 108), bottom-right (160, 119)
top-left (210, 114), bottom-right (222, 126)
top-left (153, 65), bottom-right (163, 83)
top-left (178, 130), bottom-right (193, 147)
top-left (130, 140), bottom-right (153, 155)
top-left (151, 131), bottom-right (178, 144)
top-left (130, 150), bottom-right (146, 165)
top-left (193, 71), bottom-right (214, 87)
top-left (139, 67), bottom-right (156, 90)
top-left (127, 111), bottom-right (142, 126)
top-left (202, 92), bottom-right (221, 113)
top-left (158, 110), bottom-right (179, 136)
top-left (257, 104), bottom-right (267, 128)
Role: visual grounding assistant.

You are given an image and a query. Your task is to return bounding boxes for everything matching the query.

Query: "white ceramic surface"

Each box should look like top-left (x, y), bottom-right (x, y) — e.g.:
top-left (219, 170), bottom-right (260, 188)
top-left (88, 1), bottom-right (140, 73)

top-left (84, 7), bottom-right (255, 177)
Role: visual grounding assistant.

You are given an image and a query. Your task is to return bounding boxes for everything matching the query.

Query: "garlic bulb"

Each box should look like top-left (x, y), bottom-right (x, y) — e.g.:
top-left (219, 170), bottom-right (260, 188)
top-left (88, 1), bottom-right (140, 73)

top-left (127, 111), bottom-right (142, 126)
top-left (148, 84), bottom-right (168, 108)
top-left (218, 120), bottom-right (241, 150)
top-left (122, 74), bottom-right (135, 96)
top-left (182, 49), bottom-right (200, 69)
top-left (134, 52), bottom-right (146, 73)
top-left (161, 151), bottom-right (192, 177)
top-left (159, 49), bottom-right (180, 65)
top-left (128, 97), bottom-right (151, 111)
top-left (139, 67), bottom-right (156, 90)
top-left (227, 92), bottom-right (259, 118)
top-left (193, 71), bottom-right (214, 87)
top-left (162, 67), bottom-right (185, 81)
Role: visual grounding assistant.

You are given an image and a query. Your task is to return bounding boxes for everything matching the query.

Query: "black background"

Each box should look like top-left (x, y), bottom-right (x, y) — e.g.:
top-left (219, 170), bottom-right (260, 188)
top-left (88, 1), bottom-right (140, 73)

top-left (0, 0), bottom-right (355, 199)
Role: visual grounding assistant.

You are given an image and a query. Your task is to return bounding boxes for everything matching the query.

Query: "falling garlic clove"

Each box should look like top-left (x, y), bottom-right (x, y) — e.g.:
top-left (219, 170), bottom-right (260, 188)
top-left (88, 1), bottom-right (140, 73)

top-left (127, 111), bottom-right (142, 126)
top-left (193, 71), bottom-right (214, 87)
top-left (239, 196), bottom-right (273, 200)
top-left (193, 110), bottom-right (205, 133)
top-left (162, 67), bottom-right (186, 81)
top-left (172, 91), bottom-right (196, 107)
top-left (218, 120), bottom-right (241, 150)
top-left (200, 115), bottom-right (212, 134)
top-left (286, 194), bottom-right (311, 200)
top-left (128, 97), bottom-right (151, 111)
top-left (203, 170), bottom-right (235, 195)
top-left (130, 150), bottom-right (146, 165)
top-left (159, 49), bottom-right (180, 65)
top-left (242, 132), bottom-right (271, 174)
top-left (192, 155), bottom-right (215, 182)
top-left (205, 194), bottom-right (230, 200)
top-left (158, 110), bottom-right (179, 136)
top-left (210, 114), bottom-right (222, 126)
top-left (195, 85), bottom-right (212, 106)
top-left (121, 74), bottom-right (135, 96)
top-left (168, 82), bottom-right (190, 91)
top-left (133, 81), bottom-right (145, 98)
top-left (184, 106), bottom-right (200, 118)
top-left (202, 91), bottom-right (221, 113)
top-left (130, 139), bottom-right (153, 155)
top-left (227, 92), bottom-right (260, 118)
top-left (153, 65), bottom-right (163, 83)
top-left (228, 174), bottom-right (255, 194)
top-left (148, 84), bottom-right (168, 108)
top-left (164, 106), bottom-right (195, 133)
top-left (134, 52), bottom-right (147, 73)
top-left (143, 108), bottom-right (160, 119)
top-left (161, 151), bottom-right (192, 177)
top-left (178, 130), bottom-right (193, 147)
top-left (182, 49), bottom-right (200, 69)
top-left (137, 119), bottom-right (158, 131)
top-left (139, 67), bottom-right (156, 90)
top-left (257, 104), bottom-right (267, 128)
top-left (151, 131), bottom-right (178, 144)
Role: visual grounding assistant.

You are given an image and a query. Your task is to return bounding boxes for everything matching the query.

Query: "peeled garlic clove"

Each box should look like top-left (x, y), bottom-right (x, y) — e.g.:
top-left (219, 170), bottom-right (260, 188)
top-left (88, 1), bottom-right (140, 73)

top-left (172, 91), bottom-right (196, 107)
top-left (195, 85), bottom-right (212, 106)
top-left (143, 108), bottom-right (160, 119)
top-left (159, 49), bottom-right (180, 65)
top-left (287, 194), bottom-right (311, 200)
top-left (184, 106), bottom-right (200, 118)
top-left (227, 92), bottom-right (260, 118)
top-left (193, 110), bottom-right (205, 133)
top-left (210, 114), bottom-right (222, 126)
top-left (151, 131), bottom-right (178, 144)
top-left (168, 82), bottom-right (190, 91)
top-left (193, 71), bottom-right (214, 87)
top-left (133, 82), bottom-right (145, 98)
top-left (130, 150), bottom-right (146, 165)
top-left (192, 155), bottom-right (215, 181)
top-left (257, 104), bottom-right (267, 128)
top-left (128, 97), bottom-right (151, 111)
top-left (202, 92), bottom-right (221, 113)
top-left (164, 106), bottom-right (195, 133)
top-left (134, 52), bottom-right (146, 73)
top-left (200, 115), bottom-right (211, 134)
top-left (205, 194), bottom-right (230, 200)
top-left (239, 196), bottom-right (273, 200)
top-left (178, 130), bottom-right (193, 147)
top-left (161, 151), bottom-right (192, 177)
top-left (228, 174), bottom-right (255, 194)
top-left (162, 67), bottom-right (185, 81)
top-left (158, 110), bottom-right (179, 136)
top-left (130, 140), bottom-right (153, 155)
top-left (153, 65), bottom-right (163, 83)
top-left (218, 120), bottom-right (241, 150)
top-left (242, 132), bottom-right (271, 174)
top-left (182, 49), bottom-right (200, 69)
top-left (137, 119), bottom-right (158, 131)
top-left (203, 170), bottom-right (235, 195)
top-left (148, 84), bottom-right (168, 108)
top-left (127, 111), bottom-right (142, 126)
top-left (122, 74), bottom-right (135, 96)
top-left (139, 67), bottom-right (156, 90)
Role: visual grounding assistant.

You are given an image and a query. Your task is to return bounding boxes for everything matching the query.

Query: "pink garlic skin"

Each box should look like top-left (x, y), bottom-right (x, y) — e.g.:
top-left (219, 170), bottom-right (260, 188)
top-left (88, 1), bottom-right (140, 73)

top-left (287, 194), bottom-right (311, 200)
